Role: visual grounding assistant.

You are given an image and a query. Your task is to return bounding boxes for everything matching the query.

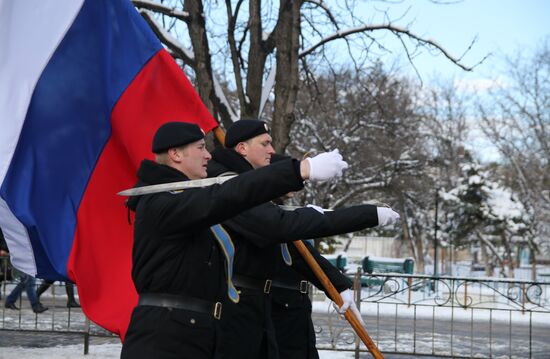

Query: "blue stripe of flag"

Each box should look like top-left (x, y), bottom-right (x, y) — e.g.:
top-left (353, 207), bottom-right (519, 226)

top-left (0, 0), bottom-right (162, 279)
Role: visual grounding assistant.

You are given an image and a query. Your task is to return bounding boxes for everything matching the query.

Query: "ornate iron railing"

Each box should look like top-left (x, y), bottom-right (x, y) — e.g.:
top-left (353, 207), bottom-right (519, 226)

top-left (311, 270), bottom-right (550, 358)
top-left (2, 255), bottom-right (550, 358)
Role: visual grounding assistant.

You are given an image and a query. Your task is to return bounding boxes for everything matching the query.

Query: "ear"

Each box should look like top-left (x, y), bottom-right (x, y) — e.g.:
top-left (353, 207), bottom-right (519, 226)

top-left (167, 147), bottom-right (182, 163)
top-left (234, 142), bottom-right (248, 157)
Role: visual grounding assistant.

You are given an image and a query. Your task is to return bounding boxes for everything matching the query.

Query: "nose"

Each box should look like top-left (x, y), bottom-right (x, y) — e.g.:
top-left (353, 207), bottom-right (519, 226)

top-left (267, 145), bottom-right (275, 154)
top-left (204, 149), bottom-right (212, 160)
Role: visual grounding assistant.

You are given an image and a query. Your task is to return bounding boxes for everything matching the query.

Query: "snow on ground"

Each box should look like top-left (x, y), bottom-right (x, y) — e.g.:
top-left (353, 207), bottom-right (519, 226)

top-left (0, 344), bottom-right (354, 359)
top-left (312, 298), bottom-right (550, 326)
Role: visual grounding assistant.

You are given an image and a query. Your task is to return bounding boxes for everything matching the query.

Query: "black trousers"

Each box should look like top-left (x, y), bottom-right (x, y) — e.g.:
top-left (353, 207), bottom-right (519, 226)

top-left (271, 290), bottom-right (319, 359)
top-left (215, 290), bottom-right (278, 359)
top-left (121, 305), bottom-right (216, 359)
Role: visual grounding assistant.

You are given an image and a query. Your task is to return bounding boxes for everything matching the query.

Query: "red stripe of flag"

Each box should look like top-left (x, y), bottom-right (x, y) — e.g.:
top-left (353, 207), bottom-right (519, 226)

top-left (67, 49), bottom-right (217, 339)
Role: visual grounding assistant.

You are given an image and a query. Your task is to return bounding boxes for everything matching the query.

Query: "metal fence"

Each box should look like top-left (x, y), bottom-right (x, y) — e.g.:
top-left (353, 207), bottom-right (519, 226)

top-left (312, 270), bottom-right (550, 358)
top-left (0, 257), bottom-right (114, 354)
top-left (2, 254), bottom-right (550, 358)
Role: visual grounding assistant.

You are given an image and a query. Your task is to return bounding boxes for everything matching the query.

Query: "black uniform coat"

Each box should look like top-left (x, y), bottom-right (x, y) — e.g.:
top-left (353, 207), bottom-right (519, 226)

top-left (271, 240), bottom-right (342, 359)
top-left (0, 228), bottom-right (10, 285)
top-left (121, 158), bottom-right (304, 359)
top-left (207, 148), bottom-right (379, 359)
top-left (0, 228), bottom-right (6, 252)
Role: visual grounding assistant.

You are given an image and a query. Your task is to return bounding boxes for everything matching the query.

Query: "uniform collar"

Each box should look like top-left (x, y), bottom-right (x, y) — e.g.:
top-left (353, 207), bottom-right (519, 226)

top-left (209, 147), bottom-right (253, 175)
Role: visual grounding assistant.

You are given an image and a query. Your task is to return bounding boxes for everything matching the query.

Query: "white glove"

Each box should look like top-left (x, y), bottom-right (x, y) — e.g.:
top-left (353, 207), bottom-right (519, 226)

top-left (306, 149), bottom-right (348, 182)
top-left (306, 204), bottom-right (325, 214)
top-left (332, 289), bottom-right (365, 326)
top-left (333, 288), bottom-right (354, 314)
top-left (376, 207), bottom-right (400, 226)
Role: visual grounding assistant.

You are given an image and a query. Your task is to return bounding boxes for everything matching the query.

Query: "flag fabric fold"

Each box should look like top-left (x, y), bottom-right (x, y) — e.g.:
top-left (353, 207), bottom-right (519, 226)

top-left (0, 0), bottom-right (217, 338)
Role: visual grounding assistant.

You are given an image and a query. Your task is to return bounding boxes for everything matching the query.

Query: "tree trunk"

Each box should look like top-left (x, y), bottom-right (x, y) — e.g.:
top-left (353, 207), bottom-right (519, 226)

top-left (480, 242), bottom-right (494, 277)
top-left (185, 0), bottom-right (230, 127)
top-left (501, 232), bottom-right (514, 278)
top-left (398, 200), bottom-right (417, 264)
top-left (243, 0), bottom-right (269, 118)
top-left (410, 224), bottom-right (425, 274)
top-left (530, 245), bottom-right (537, 281)
top-left (272, 0), bottom-right (302, 153)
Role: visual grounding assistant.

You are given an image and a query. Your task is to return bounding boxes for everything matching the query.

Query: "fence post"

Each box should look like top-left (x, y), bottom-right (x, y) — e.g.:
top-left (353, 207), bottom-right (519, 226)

top-left (354, 267), bottom-right (362, 359)
top-left (84, 317), bottom-right (90, 355)
top-left (464, 282), bottom-right (468, 309)
top-left (407, 276), bottom-right (412, 307)
top-left (522, 283), bottom-right (526, 314)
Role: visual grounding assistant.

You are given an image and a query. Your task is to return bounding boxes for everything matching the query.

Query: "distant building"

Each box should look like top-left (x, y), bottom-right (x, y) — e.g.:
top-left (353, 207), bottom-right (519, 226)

top-left (333, 236), bottom-right (397, 260)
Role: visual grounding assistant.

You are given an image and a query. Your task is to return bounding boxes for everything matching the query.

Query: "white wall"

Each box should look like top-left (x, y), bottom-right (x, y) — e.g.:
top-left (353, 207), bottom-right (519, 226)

top-left (334, 236), bottom-right (397, 260)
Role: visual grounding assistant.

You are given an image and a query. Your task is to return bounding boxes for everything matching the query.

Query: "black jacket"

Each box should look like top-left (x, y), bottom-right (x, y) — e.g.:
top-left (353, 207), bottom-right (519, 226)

top-left (0, 228), bottom-right (6, 252)
top-left (208, 148), bottom-right (381, 359)
top-left (207, 148), bottom-right (380, 294)
top-left (126, 158), bottom-right (304, 302)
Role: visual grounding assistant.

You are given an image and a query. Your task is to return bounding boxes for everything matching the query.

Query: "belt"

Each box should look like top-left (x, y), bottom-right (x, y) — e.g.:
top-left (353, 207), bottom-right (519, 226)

top-left (138, 293), bottom-right (222, 320)
top-left (271, 279), bottom-right (309, 294)
top-left (233, 274), bottom-right (272, 294)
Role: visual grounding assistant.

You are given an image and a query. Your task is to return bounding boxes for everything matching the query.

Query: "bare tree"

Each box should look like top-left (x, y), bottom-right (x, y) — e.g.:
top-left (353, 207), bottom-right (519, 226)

top-left (479, 40), bottom-right (550, 263)
top-left (132, 0), bottom-right (483, 152)
top-left (418, 79), bottom-right (473, 271)
top-left (286, 66), bottom-right (437, 269)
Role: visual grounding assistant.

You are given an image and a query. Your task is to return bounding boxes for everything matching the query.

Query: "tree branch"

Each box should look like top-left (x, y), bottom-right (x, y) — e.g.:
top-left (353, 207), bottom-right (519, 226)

top-left (299, 23), bottom-right (485, 71)
top-left (225, 0), bottom-right (247, 111)
top-left (303, 0), bottom-right (340, 30)
top-left (138, 9), bottom-right (195, 67)
top-left (132, 0), bottom-right (190, 22)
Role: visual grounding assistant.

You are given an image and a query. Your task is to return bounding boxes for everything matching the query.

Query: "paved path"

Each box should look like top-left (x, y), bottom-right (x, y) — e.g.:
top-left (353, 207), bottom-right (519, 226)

top-left (1, 301), bottom-right (549, 358)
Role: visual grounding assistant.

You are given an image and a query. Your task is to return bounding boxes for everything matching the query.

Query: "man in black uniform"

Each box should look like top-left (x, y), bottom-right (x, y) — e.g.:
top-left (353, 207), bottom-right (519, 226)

top-left (120, 121), bottom-right (348, 359)
top-left (207, 119), bottom-right (400, 359)
top-left (0, 228), bottom-right (9, 300)
top-left (271, 204), bottom-right (383, 359)
top-left (271, 239), bottom-right (334, 359)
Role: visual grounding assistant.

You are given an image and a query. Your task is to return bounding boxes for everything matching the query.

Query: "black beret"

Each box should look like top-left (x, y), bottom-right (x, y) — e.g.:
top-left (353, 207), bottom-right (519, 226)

top-left (225, 119), bottom-right (270, 148)
top-left (152, 122), bottom-right (205, 153)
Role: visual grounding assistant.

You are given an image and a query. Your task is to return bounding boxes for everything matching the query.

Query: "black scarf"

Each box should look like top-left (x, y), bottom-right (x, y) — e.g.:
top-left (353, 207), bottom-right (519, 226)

top-left (209, 147), bottom-right (253, 175)
top-left (126, 160), bottom-right (188, 212)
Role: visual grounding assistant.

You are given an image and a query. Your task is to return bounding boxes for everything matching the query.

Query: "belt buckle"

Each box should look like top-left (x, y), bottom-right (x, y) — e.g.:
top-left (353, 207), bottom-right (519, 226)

top-left (264, 279), bottom-right (272, 294)
top-left (213, 302), bottom-right (222, 320)
top-left (299, 280), bottom-right (308, 294)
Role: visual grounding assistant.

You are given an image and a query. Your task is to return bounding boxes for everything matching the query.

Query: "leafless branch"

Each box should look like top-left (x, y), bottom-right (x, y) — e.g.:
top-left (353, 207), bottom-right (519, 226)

top-left (138, 9), bottom-right (195, 66)
top-left (132, 0), bottom-right (189, 22)
top-left (299, 23), bottom-right (483, 71)
top-left (225, 0), bottom-right (246, 109)
top-left (331, 182), bottom-right (388, 209)
top-left (303, 0), bottom-right (340, 30)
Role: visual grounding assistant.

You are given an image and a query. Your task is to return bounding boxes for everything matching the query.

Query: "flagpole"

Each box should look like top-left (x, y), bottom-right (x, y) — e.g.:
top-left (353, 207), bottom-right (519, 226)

top-left (212, 126), bottom-right (384, 358)
top-left (213, 126), bottom-right (226, 145)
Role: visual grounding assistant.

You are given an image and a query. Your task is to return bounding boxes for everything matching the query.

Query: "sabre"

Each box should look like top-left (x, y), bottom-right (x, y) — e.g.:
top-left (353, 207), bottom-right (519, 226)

top-left (117, 175), bottom-right (237, 196)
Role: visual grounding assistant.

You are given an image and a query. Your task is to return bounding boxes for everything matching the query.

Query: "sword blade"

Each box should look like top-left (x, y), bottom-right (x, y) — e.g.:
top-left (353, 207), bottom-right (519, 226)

top-left (117, 175), bottom-right (237, 196)
top-left (279, 205), bottom-right (333, 212)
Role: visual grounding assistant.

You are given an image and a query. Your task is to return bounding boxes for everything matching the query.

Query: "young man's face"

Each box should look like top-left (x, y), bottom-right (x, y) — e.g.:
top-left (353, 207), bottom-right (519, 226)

top-left (177, 139), bottom-right (212, 179)
top-left (239, 133), bottom-right (275, 169)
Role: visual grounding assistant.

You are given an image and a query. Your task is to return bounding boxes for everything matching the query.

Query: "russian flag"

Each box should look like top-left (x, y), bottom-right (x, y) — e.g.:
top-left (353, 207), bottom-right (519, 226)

top-left (0, 0), bottom-right (217, 338)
